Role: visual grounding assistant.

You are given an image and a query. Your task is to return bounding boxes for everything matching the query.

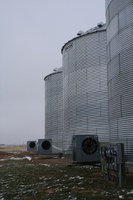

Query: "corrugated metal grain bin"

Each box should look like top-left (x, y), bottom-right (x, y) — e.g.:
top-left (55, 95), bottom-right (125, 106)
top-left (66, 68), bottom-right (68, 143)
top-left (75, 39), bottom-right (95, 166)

top-left (106, 0), bottom-right (133, 161)
top-left (44, 68), bottom-right (63, 152)
top-left (61, 24), bottom-right (109, 153)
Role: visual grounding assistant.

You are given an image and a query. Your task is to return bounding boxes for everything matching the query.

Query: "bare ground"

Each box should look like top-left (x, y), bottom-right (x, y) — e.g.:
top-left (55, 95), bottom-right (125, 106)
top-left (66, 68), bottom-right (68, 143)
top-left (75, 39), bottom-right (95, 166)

top-left (0, 145), bottom-right (133, 200)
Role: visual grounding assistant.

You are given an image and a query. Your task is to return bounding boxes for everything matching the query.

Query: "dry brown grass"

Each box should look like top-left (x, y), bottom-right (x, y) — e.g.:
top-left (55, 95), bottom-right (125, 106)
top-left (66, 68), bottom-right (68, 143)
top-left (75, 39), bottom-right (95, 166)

top-left (0, 145), bottom-right (26, 152)
top-left (0, 145), bottom-right (133, 200)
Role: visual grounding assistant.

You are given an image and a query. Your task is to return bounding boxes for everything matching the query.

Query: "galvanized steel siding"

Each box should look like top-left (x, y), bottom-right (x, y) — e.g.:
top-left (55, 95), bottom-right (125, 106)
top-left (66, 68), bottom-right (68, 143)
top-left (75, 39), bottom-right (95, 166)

top-left (44, 71), bottom-right (63, 151)
top-left (62, 29), bottom-right (109, 152)
top-left (106, 0), bottom-right (133, 161)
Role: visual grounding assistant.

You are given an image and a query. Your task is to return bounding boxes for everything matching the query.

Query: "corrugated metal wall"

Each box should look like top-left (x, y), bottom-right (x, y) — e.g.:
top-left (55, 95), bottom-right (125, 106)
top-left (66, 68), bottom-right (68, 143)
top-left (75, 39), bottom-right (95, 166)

top-left (44, 69), bottom-right (63, 151)
top-left (62, 26), bottom-right (109, 153)
top-left (106, 0), bottom-right (133, 161)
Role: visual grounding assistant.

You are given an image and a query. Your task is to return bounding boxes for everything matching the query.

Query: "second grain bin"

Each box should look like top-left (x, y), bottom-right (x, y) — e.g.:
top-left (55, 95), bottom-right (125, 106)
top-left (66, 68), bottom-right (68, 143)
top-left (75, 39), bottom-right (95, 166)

top-left (62, 24), bottom-right (109, 153)
top-left (44, 68), bottom-right (63, 152)
top-left (106, 0), bottom-right (133, 161)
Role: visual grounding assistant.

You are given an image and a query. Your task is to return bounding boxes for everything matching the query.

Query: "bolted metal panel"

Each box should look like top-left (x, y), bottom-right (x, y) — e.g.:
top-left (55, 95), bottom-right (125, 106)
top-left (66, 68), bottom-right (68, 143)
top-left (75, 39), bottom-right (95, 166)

top-left (44, 68), bottom-right (63, 152)
top-left (62, 25), bottom-right (109, 153)
top-left (106, 0), bottom-right (133, 161)
top-left (106, 0), bottom-right (132, 25)
top-left (107, 15), bottom-right (118, 43)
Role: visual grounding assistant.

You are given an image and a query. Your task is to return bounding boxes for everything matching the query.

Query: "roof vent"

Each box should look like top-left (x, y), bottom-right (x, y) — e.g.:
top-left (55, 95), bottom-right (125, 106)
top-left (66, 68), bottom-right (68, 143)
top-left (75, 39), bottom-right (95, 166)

top-left (77, 31), bottom-right (84, 36)
top-left (97, 22), bottom-right (104, 28)
top-left (53, 68), bottom-right (58, 72)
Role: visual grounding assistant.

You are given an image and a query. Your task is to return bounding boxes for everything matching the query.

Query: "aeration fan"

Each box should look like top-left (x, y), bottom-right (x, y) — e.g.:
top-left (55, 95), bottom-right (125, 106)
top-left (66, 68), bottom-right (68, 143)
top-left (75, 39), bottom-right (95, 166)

top-left (72, 135), bottom-right (101, 163)
top-left (38, 139), bottom-right (52, 155)
top-left (27, 141), bottom-right (37, 152)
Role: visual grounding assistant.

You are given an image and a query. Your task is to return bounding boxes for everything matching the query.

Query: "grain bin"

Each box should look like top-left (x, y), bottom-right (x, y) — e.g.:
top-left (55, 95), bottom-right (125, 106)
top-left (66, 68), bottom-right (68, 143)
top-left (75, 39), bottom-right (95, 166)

top-left (44, 68), bottom-right (63, 152)
top-left (61, 24), bottom-right (109, 153)
top-left (106, 0), bottom-right (133, 161)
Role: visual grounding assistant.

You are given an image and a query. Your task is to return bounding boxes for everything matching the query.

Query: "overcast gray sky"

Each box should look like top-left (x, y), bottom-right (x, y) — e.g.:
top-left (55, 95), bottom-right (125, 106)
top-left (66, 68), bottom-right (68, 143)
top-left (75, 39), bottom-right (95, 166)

top-left (0, 0), bottom-right (105, 145)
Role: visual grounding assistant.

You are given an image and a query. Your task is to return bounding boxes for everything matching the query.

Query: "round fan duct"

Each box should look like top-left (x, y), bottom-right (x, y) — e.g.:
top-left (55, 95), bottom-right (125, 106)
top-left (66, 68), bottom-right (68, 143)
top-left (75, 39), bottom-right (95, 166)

top-left (41, 141), bottom-right (51, 150)
top-left (29, 142), bottom-right (36, 148)
top-left (82, 137), bottom-right (98, 155)
top-left (72, 135), bottom-right (100, 163)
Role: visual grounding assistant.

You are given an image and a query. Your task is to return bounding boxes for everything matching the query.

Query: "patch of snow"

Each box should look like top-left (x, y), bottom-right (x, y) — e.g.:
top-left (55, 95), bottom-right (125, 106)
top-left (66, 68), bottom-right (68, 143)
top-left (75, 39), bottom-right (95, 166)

top-left (63, 186), bottom-right (68, 189)
top-left (0, 156), bottom-right (32, 161)
top-left (104, 191), bottom-right (109, 196)
top-left (39, 164), bottom-right (50, 167)
top-left (0, 194), bottom-right (4, 200)
top-left (76, 176), bottom-right (84, 180)
top-left (119, 195), bottom-right (124, 199)
top-left (69, 176), bottom-right (84, 180)
top-left (69, 176), bottom-right (75, 180)
top-left (127, 190), bottom-right (133, 195)
top-left (19, 184), bottom-right (26, 188)
top-left (10, 157), bottom-right (22, 160)
top-left (24, 156), bottom-right (32, 161)
top-left (0, 159), bottom-right (7, 161)
top-left (8, 174), bottom-right (13, 177)
top-left (10, 156), bottom-right (32, 161)
top-left (78, 182), bottom-right (83, 185)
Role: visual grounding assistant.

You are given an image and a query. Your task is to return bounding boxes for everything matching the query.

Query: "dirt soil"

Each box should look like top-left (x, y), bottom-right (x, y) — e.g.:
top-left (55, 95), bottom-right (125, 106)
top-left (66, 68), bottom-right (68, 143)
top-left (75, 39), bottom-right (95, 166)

top-left (0, 145), bottom-right (133, 200)
top-left (0, 145), bottom-right (71, 165)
